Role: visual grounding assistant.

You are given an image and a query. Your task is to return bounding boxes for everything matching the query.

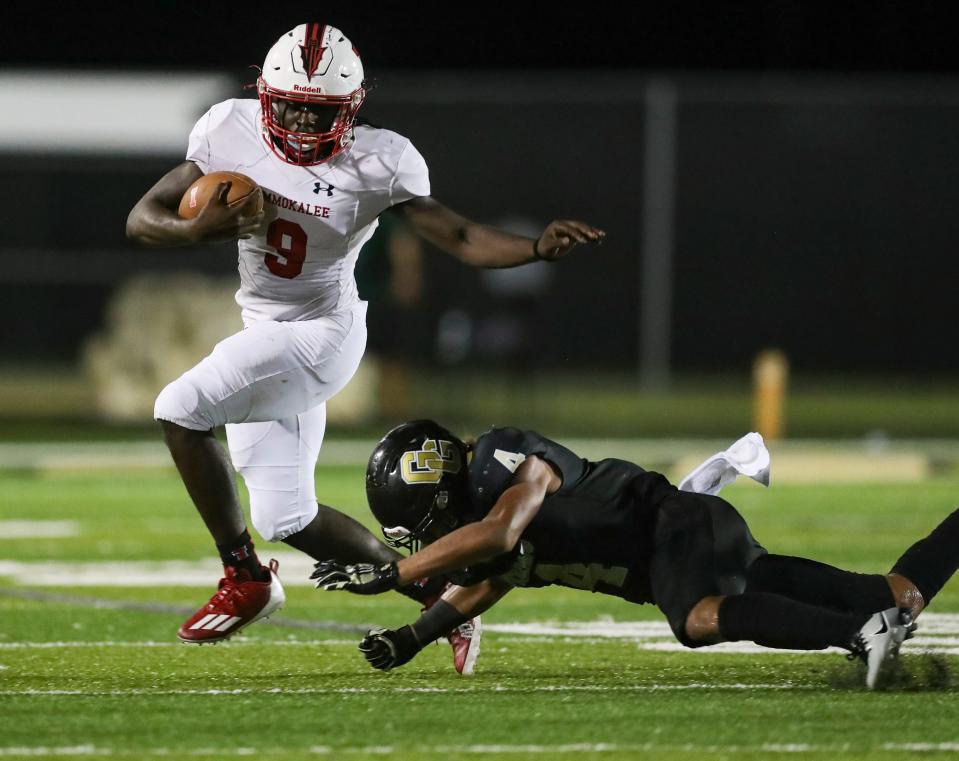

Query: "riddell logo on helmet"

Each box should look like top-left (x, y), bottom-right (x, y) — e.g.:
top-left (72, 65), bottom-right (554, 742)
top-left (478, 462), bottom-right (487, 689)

top-left (293, 84), bottom-right (325, 94)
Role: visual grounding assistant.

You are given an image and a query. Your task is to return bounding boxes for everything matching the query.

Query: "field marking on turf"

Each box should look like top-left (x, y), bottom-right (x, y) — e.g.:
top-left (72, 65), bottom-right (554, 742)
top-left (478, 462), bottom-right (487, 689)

top-left (484, 617), bottom-right (959, 656)
top-left (0, 683), bottom-right (815, 698)
top-left (0, 588), bottom-right (370, 634)
top-left (3, 635), bottom-right (958, 657)
top-left (11, 583), bottom-right (955, 655)
top-left (1, 610), bottom-right (959, 656)
top-left (0, 553), bottom-right (315, 587)
top-left (3, 574), bottom-right (959, 657)
top-left (0, 640), bottom-right (360, 649)
top-left (0, 521), bottom-right (79, 539)
top-left (887, 744), bottom-right (959, 752)
top-left (3, 743), bottom-right (959, 756)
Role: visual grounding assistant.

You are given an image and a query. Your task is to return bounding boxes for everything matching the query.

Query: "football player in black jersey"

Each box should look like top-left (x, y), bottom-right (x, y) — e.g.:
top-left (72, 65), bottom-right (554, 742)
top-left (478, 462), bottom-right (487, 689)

top-left (313, 420), bottom-right (959, 688)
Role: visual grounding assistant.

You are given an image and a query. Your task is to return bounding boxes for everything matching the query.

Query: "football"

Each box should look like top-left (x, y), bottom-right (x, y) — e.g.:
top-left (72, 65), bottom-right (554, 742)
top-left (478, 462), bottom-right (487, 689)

top-left (177, 171), bottom-right (264, 219)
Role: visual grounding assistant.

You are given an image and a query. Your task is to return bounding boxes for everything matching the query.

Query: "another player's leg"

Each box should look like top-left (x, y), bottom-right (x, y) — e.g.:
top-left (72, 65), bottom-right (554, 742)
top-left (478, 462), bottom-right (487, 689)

top-left (888, 505), bottom-right (959, 616)
top-left (154, 315), bottom-right (368, 643)
top-left (225, 372), bottom-right (481, 671)
top-left (230, 404), bottom-right (432, 597)
top-left (284, 503), bottom-right (447, 602)
top-left (269, 403), bottom-right (400, 565)
top-left (157, 421), bottom-right (282, 643)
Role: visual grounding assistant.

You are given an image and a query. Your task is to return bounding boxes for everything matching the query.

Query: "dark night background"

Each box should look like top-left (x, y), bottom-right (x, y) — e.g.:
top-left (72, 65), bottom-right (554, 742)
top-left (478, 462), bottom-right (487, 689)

top-left (4, 2), bottom-right (958, 73)
top-left (3, 1), bottom-right (959, 377)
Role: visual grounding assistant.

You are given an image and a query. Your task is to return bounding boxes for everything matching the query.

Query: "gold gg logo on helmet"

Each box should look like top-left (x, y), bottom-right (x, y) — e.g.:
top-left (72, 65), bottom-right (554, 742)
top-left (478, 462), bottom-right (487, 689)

top-left (400, 439), bottom-right (462, 484)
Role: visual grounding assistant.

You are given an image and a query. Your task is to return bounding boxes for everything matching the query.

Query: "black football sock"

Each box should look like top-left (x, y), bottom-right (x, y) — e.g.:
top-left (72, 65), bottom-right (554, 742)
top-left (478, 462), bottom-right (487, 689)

top-left (891, 506), bottom-right (959, 606)
top-left (216, 529), bottom-right (267, 580)
top-left (718, 592), bottom-right (869, 651)
top-left (283, 504), bottom-right (400, 563)
top-left (745, 554), bottom-right (894, 614)
top-left (409, 599), bottom-right (469, 644)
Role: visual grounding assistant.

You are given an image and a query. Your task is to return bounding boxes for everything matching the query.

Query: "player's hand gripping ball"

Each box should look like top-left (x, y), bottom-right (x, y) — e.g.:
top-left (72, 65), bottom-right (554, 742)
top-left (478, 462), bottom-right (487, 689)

top-left (177, 171), bottom-right (264, 219)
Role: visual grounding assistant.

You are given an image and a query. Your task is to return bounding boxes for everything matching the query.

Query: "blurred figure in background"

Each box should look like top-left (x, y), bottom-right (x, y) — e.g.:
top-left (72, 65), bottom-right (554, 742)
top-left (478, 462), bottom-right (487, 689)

top-left (355, 212), bottom-right (426, 421)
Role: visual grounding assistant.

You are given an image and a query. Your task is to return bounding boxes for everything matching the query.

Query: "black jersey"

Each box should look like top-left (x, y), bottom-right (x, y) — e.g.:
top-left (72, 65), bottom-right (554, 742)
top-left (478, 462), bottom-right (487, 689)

top-left (455, 427), bottom-right (676, 603)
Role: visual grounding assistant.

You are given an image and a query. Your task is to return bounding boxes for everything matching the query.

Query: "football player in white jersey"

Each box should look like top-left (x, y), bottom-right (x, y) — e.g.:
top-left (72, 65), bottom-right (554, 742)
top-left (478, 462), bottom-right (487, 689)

top-left (126, 23), bottom-right (604, 670)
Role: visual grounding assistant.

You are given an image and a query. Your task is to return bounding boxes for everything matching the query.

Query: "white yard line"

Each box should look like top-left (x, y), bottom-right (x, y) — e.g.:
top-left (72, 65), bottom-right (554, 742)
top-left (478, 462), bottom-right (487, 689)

top-left (3, 438), bottom-right (958, 483)
top-left (2, 742), bottom-right (959, 756)
top-left (0, 554), bottom-right (315, 587)
top-left (0, 521), bottom-right (79, 539)
top-left (490, 616), bottom-right (959, 656)
top-left (2, 614), bottom-right (959, 656)
top-left (0, 640), bottom-right (358, 649)
top-left (887, 744), bottom-right (959, 752)
top-left (0, 683), bottom-right (812, 697)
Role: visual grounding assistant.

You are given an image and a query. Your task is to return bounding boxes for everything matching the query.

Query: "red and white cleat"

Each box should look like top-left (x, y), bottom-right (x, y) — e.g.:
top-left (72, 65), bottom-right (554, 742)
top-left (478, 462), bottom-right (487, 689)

top-left (177, 559), bottom-right (285, 644)
top-left (447, 615), bottom-right (482, 675)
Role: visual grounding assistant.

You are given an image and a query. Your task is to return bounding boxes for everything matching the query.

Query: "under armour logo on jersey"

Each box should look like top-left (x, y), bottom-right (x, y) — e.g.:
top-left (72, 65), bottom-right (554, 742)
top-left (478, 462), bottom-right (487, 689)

top-left (313, 181), bottom-right (335, 197)
top-left (300, 23), bottom-right (329, 80)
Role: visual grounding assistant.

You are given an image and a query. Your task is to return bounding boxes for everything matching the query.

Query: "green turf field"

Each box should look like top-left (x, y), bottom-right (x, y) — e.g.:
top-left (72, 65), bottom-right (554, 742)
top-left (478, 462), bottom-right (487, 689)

top-left (1, 461), bottom-right (958, 760)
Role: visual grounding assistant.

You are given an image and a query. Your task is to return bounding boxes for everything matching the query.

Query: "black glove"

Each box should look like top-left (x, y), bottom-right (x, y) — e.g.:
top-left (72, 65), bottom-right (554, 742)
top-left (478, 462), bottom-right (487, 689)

top-left (359, 625), bottom-right (421, 671)
top-left (311, 560), bottom-right (400, 595)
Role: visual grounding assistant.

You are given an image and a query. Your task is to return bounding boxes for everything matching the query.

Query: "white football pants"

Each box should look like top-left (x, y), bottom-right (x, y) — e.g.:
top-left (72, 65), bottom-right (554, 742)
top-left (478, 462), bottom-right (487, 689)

top-left (154, 301), bottom-right (367, 541)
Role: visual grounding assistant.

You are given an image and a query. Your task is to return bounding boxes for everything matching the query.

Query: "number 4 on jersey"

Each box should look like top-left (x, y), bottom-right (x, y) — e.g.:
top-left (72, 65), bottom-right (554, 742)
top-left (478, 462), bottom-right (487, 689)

top-left (493, 449), bottom-right (527, 473)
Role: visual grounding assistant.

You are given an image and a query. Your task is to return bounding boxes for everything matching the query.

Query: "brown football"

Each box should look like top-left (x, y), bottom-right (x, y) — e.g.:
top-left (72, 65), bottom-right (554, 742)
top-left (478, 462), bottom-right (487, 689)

top-left (177, 171), bottom-right (264, 219)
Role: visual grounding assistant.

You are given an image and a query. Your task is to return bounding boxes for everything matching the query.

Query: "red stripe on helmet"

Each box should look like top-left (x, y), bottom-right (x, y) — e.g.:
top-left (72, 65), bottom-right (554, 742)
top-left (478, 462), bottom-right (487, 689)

top-left (300, 23), bottom-right (328, 80)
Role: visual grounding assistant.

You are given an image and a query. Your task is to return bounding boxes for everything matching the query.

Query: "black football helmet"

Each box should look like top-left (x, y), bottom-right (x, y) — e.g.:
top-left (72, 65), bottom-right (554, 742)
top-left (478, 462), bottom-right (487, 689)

top-left (366, 420), bottom-right (470, 553)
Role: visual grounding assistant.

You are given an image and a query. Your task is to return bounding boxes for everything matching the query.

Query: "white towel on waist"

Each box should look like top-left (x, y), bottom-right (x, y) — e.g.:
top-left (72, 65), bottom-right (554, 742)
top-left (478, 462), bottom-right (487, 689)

top-left (678, 432), bottom-right (770, 496)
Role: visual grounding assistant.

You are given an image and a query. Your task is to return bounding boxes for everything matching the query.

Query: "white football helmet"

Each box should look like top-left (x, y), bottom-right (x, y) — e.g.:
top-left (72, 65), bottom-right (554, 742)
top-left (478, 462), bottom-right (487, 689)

top-left (257, 23), bottom-right (366, 166)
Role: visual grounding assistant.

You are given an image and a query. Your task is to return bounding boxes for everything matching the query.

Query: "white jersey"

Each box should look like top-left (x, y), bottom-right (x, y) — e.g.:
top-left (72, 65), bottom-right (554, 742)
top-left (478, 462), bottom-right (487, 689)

top-left (186, 99), bottom-right (430, 324)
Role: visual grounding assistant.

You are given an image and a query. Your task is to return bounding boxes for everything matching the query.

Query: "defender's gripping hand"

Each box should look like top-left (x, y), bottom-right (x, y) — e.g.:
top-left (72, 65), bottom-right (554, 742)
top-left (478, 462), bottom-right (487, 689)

top-left (311, 560), bottom-right (400, 595)
top-left (359, 626), bottom-right (420, 671)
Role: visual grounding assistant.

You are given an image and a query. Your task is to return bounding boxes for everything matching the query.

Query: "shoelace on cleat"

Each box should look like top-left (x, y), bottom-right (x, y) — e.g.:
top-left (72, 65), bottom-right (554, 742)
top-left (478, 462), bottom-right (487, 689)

top-left (205, 578), bottom-right (251, 612)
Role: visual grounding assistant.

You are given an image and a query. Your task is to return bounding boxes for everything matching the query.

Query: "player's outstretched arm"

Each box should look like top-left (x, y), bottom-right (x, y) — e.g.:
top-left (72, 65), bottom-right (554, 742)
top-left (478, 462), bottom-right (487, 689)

top-left (394, 455), bottom-right (560, 583)
top-left (314, 456), bottom-right (560, 595)
top-left (126, 161), bottom-right (263, 247)
top-left (391, 196), bottom-right (605, 268)
top-left (442, 578), bottom-right (511, 619)
top-left (358, 580), bottom-right (510, 672)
